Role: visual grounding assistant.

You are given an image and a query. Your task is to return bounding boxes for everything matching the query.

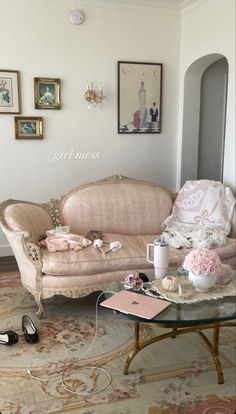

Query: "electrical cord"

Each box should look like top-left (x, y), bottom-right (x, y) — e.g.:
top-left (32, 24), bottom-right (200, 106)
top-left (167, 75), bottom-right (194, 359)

top-left (27, 290), bottom-right (117, 396)
top-left (61, 366), bottom-right (112, 396)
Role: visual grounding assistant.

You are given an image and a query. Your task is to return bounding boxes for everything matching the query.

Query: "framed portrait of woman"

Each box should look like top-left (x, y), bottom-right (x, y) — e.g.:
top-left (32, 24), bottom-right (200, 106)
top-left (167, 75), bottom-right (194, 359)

top-left (118, 61), bottom-right (162, 134)
top-left (34, 77), bottom-right (61, 109)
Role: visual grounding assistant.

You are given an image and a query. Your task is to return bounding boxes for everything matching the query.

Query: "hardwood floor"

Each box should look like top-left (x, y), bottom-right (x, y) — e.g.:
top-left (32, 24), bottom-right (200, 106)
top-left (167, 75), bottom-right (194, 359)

top-left (0, 256), bottom-right (18, 273)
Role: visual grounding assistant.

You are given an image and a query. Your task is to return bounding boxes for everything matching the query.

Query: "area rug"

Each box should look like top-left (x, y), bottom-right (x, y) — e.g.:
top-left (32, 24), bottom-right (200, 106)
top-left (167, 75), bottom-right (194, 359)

top-left (0, 272), bottom-right (235, 414)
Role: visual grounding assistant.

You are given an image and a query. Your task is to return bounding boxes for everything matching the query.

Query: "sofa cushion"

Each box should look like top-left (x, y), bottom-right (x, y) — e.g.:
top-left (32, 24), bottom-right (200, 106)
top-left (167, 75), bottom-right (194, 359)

top-left (41, 233), bottom-right (236, 276)
top-left (42, 234), bottom-right (156, 276)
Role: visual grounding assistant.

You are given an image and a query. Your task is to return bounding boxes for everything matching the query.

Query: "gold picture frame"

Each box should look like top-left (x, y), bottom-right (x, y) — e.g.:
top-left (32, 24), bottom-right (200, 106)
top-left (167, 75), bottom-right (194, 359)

top-left (0, 69), bottom-right (21, 114)
top-left (15, 116), bottom-right (43, 139)
top-left (34, 77), bottom-right (61, 109)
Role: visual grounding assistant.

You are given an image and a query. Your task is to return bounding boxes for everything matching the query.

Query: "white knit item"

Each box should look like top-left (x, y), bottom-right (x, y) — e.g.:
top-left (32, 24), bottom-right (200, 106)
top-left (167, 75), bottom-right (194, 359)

top-left (162, 226), bottom-right (227, 249)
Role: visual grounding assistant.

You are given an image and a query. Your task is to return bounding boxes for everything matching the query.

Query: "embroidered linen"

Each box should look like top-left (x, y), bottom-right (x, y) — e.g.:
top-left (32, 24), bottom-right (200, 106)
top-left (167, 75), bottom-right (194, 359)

top-left (146, 273), bottom-right (235, 304)
top-left (162, 180), bottom-right (235, 249)
top-left (163, 226), bottom-right (228, 249)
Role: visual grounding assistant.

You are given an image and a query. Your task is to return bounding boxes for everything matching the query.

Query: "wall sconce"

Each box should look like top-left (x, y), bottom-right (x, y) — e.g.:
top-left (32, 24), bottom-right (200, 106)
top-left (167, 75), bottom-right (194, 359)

top-left (84, 82), bottom-right (106, 109)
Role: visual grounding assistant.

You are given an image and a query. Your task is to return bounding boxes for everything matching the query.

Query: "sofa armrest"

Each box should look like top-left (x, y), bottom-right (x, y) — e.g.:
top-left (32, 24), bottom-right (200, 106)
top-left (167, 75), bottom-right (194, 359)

top-left (0, 226), bottom-right (42, 289)
top-left (0, 199), bottom-right (54, 243)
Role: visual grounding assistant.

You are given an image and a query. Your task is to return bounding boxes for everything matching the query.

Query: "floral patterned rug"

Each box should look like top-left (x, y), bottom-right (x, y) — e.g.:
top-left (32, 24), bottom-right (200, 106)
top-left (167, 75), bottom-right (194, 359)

top-left (0, 272), bottom-right (235, 414)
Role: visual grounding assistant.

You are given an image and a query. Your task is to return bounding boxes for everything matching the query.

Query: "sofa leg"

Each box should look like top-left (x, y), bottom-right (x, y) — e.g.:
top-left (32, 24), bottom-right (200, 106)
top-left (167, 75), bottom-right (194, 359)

top-left (35, 293), bottom-right (44, 318)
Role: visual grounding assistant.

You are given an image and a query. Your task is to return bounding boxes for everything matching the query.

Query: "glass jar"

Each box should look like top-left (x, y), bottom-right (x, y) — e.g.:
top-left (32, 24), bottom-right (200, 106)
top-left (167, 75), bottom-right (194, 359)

top-left (124, 272), bottom-right (143, 291)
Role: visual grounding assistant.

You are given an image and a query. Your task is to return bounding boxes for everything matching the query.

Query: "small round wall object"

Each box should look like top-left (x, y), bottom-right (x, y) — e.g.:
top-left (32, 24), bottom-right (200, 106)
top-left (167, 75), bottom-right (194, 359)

top-left (70, 9), bottom-right (85, 25)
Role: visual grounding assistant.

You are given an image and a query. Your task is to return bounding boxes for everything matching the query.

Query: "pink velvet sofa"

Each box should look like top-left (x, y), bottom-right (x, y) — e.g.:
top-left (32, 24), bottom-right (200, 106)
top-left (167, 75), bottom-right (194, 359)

top-left (0, 175), bottom-right (235, 317)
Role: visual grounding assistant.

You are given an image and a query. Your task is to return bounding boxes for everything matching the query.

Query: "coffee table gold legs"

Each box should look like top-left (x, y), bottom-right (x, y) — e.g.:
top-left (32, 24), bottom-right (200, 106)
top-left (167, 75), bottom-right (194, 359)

top-left (197, 324), bottom-right (224, 384)
top-left (123, 321), bottom-right (225, 384)
top-left (123, 322), bottom-right (196, 375)
top-left (123, 322), bottom-right (139, 374)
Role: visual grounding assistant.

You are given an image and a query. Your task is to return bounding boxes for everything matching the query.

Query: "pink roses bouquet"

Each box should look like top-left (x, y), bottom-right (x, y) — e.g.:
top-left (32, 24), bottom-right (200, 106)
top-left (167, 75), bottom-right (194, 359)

top-left (183, 248), bottom-right (221, 276)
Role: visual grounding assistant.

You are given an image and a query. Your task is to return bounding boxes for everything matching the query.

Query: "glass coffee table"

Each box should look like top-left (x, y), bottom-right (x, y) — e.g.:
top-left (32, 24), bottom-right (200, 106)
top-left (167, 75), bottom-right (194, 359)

top-left (108, 278), bottom-right (236, 384)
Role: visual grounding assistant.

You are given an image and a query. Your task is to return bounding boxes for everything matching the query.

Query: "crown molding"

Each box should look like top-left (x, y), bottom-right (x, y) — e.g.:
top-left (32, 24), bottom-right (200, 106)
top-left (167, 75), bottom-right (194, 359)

top-left (75, 0), bottom-right (210, 14)
top-left (78, 0), bottom-right (180, 13)
top-left (180, 0), bottom-right (210, 14)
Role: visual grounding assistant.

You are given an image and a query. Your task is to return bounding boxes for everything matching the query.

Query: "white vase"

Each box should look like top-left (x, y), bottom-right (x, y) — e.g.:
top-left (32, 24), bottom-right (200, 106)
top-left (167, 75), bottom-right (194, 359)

top-left (188, 271), bottom-right (216, 292)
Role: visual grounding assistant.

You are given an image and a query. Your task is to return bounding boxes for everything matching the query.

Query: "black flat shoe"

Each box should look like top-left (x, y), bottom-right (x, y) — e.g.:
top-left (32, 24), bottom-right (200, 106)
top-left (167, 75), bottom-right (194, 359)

top-left (22, 315), bottom-right (39, 344)
top-left (0, 330), bottom-right (18, 345)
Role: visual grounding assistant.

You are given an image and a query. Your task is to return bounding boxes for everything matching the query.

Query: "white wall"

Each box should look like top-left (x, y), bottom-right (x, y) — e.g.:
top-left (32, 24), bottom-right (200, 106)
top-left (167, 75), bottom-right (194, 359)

top-left (0, 0), bottom-right (181, 256)
top-left (198, 58), bottom-right (228, 181)
top-left (177, 0), bottom-right (236, 192)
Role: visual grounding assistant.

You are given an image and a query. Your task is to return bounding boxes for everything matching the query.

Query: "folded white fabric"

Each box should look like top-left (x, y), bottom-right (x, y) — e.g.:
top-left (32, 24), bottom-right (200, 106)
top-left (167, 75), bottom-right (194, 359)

top-left (162, 180), bottom-right (235, 249)
top-left (46, 226), bottom-right (70, 237)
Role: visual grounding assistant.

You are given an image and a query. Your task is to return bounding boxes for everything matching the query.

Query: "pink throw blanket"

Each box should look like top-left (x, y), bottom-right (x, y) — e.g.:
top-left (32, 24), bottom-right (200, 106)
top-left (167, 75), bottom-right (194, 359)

top-left (162, 180), bottom-right (235, 248)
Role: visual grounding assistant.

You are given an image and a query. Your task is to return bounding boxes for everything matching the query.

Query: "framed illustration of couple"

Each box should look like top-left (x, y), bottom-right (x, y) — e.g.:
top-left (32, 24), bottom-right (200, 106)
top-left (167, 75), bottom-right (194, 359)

top-left (118, 61), bottom-right (162, 134)
top-left (15, 116), bottom-right (43, 139)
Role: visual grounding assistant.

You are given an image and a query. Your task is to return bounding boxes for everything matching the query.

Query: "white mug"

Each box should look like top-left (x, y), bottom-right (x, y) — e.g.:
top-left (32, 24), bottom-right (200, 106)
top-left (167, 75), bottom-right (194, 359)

top-left (147, 238), bottom-right (169, 279)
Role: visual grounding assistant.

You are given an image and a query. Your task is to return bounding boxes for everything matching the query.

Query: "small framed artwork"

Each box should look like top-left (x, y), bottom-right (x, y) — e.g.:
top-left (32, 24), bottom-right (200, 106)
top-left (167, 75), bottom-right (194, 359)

top-left (118, 61), bottom-right (163, 134)
top-left (34, 77), bottom-right (61, 109)
top-left (15, 116), bottom-right (43, 139)
top-left (0, 70), bottom-right (21, 114)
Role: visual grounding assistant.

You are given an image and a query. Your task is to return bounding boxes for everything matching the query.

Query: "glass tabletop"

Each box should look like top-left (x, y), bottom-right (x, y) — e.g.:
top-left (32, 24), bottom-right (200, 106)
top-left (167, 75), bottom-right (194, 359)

top-left (108, 277), bottom-right (236, 326)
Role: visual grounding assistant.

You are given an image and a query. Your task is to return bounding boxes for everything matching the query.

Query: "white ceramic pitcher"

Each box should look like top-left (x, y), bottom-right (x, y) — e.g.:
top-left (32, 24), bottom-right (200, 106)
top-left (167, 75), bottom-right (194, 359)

top-left (146, 237), bottom-right (169, 279)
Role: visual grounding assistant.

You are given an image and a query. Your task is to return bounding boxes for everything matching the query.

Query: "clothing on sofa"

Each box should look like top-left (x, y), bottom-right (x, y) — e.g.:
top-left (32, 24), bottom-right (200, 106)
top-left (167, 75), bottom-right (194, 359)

top-left (39, 234), bottom-right (92, 252)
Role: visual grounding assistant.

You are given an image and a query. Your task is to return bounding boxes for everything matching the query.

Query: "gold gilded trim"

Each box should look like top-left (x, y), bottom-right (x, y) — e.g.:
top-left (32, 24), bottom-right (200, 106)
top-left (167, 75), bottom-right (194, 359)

top-left (45, 197), bottom-right (62, 227)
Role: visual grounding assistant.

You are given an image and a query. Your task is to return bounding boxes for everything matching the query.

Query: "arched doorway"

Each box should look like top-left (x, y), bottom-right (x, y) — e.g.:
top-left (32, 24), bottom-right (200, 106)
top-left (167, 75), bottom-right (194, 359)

top-left (181, 53), bottom-right (228, 186)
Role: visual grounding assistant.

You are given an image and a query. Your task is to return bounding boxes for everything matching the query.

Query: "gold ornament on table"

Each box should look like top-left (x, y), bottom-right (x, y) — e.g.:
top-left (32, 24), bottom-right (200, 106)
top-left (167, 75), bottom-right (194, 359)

top-left (84, 82), bottom-right (106, 109)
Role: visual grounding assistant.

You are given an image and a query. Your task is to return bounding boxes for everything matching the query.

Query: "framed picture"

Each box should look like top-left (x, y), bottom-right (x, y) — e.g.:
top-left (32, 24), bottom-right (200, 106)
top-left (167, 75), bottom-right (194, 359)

top-left (118, 61), bottom-right (163, 134)
top-left (15, 116), bottom-right (43, 139)
top-left (34, 77), bottom-right (61, 109)
top-left (0, 70), bottom-right (21, 114)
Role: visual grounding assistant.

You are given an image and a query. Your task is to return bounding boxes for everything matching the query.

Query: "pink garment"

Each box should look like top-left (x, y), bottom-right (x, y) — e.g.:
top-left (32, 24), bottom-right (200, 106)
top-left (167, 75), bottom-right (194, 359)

top-left (216, 264), bottom-right (232, 285)
top-left (44, 234), bottom-right (92, 252)
top-left (46, 236), bottom-right (68, 253)
top-left (63, 234), bottom-right (92, 251)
